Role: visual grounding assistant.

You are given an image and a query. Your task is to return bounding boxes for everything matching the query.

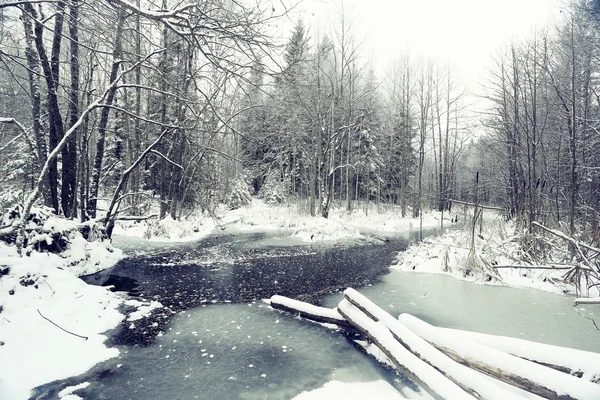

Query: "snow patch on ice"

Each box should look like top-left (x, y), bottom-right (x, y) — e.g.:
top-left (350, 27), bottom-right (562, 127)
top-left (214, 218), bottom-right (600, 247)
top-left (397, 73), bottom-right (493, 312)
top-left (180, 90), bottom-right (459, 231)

top-left (291, 380), bottom-right (410, 400)
top-left (58, 382), bottom-right (90, 398)
top-left (125, 299), bottom-right (163, 321)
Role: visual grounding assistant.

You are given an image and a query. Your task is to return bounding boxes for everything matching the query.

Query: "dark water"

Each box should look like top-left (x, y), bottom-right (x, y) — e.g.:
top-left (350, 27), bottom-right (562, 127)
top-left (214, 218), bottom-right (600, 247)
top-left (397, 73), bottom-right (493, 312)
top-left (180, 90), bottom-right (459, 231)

top-left (32, 230), bottom-right (437, 400)
top-left (82, 234), bottom-right (408, 311)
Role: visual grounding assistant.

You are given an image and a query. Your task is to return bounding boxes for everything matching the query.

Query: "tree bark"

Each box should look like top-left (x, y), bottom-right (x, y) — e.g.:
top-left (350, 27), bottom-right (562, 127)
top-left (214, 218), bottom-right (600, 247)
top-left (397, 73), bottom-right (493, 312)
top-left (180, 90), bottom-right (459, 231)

top-left (64, 0), bottom-right (79, 218)
top-left (87, 7), bottom-right (126, 219)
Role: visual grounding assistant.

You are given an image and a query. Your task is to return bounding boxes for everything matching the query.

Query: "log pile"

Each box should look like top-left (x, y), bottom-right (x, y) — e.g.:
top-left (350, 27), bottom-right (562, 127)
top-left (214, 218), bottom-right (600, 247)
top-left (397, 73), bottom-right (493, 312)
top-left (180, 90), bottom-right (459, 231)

top-left (270, 289), bottom-right (600, 400)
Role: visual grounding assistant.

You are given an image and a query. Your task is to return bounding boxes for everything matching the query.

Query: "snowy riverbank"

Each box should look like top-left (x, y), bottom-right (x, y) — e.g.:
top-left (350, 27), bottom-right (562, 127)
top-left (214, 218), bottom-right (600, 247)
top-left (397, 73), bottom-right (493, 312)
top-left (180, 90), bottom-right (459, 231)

top-left (0, 228), bottom-right (124, 400)
top-left (392, 217), bottom-right (600, 299)
top-left (113, 198), bottom-right (446, 243)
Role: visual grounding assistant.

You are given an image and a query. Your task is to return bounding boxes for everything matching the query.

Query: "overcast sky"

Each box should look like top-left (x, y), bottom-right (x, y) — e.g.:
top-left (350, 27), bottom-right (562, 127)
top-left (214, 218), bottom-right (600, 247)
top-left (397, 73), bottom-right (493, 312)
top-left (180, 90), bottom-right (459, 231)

top-left (287, 0), bottom-right (564, 89)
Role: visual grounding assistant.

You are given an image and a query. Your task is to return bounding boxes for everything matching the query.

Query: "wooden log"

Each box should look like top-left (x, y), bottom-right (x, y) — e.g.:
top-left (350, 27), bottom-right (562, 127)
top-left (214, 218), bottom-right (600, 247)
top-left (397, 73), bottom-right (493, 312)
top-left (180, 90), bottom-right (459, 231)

top-left (342, 288), bottom-right (530, 399)
top-left (446, 198), bottom-right (506, 212)
top-left (574, 298), bottom-right (600, 306)
top-left (337, 299), bottom-right (476, 400)
top-left (398, 313), bottom-right (600, 400)
top-left (437, 326), bottom-right (600, 383)
top-left (269, 295), bottom-right (354, 330)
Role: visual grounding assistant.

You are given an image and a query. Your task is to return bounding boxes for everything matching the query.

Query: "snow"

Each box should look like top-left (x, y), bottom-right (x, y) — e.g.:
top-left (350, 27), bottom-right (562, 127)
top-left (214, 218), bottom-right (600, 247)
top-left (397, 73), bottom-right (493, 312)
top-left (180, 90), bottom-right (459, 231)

top-left (113, 214), bottom-right (217, 243)
top-left (0, 231), bottom-right (125, 400)
top-left (438, 326), bottom-right (600, 383)
top-left (58, 382), bottom-right (90, 398)
top-left (125, 299), bottom-right (163, 321)
top-left (337, 299), bottom-right (475, 400)
top-left (291, 380), bottom-right (410, 400)
top-left (342, 289), bottom-right (529, 400)
top-left (398, 313), bottom-right (600, 400)
top-left (391, 218), bottom-right (587, 296)
top-left (115, 198), bottom-right (445, 243)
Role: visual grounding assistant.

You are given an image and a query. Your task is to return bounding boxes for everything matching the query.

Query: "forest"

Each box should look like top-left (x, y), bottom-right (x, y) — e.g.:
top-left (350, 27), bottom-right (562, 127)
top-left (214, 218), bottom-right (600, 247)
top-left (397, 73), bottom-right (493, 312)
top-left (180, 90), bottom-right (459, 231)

top-left (3, 2), bottom-right (600, 400)
top-left (1, 0), bottom-right (600, 264)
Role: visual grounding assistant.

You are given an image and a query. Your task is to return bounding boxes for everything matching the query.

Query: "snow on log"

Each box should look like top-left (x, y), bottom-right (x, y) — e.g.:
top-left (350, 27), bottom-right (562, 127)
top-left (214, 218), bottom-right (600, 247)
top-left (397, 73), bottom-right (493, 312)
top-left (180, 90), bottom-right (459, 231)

top-left (342, 288), bottom-right (529, 400)
top-left (337, 299), bottom-right (476, 400)
top-left (398, 313), bottom-right (600, 400)
top-left (269, 295), bottom-right (353, 330)
top-left (574, 298), bottom-right (600, 306)
top-left (437, 326), bottom-right (600, 383)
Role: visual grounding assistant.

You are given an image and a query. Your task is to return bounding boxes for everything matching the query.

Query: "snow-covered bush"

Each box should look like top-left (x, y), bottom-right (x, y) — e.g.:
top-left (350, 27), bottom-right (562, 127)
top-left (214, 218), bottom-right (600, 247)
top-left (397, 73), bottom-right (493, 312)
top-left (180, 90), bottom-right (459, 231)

top-left (0, 204), bottom-right (105, 255)
top-left (226, 173), bottom-right (252, 210)
top-left (258, 171), bottom-right (287, 205)
top-left (143, 215), bottom-right (204, 240)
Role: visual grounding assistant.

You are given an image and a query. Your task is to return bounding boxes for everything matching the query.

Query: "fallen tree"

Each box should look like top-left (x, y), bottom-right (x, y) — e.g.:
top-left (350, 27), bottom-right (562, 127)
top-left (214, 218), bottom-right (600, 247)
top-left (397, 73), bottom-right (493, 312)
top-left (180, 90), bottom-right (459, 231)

top-left (436, 326), bottom-right (600, 383)
top-left (342, 288), bottom-right (529, 400)
top-left (269, 295), bottom-right (353, 330)
top-left (338, 299), bottom-right (476, 400)
top-left (270, 289), bottom-right (600, 400)
top-left (398, 313), bottom-right (600, 400)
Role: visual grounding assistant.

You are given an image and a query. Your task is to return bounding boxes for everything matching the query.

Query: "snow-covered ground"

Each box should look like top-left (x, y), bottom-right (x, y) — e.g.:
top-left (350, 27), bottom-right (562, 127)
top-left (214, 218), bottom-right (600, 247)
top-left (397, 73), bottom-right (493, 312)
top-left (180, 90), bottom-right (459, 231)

top-left (0, 231), bottom-right (123, 399)
top-left (291, 380), bottom-right (420, 400)
top-left (114, 198), bottom-right (446, 243)
top-left (0, 214), bottom-right (165, 400)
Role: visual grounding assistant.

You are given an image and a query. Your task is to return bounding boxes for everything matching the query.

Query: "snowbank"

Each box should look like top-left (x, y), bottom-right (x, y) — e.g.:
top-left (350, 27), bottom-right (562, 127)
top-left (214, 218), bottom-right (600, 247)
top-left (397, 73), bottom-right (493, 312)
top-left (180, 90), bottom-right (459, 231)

top-left (329, 205), bottom-right (444, 237)
top-left (222, 199), bottom-right (363, 241)
top-left (112, 214), bottom-right (218, 243)
top-left (291, 380), bottom-right (412, 400)
top-left (115, 199), bottom-right (447, 244)
top-left (0, 227), bottom-right (125, 400)
top-left (392, 220), bottom-right (579, 295)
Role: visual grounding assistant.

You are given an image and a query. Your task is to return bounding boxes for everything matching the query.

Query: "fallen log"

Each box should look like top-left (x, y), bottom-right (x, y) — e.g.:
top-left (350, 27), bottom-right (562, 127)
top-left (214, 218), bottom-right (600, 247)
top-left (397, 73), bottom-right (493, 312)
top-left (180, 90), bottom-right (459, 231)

top-left (337, 299), bottom-right (476, 400)
top-left (437, 326), bottom-right (600, 383)
top-left (398, 313), bottom-right (600, 400)
top-left (574, 298), bottom-right (600, 306)
top-left (342, 288), bottom-right (529, 400)
top-left (269, 295), bottom-right (354, 330)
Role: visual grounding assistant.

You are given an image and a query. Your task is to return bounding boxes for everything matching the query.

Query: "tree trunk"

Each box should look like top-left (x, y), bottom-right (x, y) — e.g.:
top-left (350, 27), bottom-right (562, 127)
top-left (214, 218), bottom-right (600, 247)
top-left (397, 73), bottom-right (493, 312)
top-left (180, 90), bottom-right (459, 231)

top-left (64, 0), bottom-right (79, 218)
top-left (24, 2), bottom-right (66, 213)
top-left (87, 8), bottom-right (126, 219)
top-left (21, 11), bottom-right (50, 205)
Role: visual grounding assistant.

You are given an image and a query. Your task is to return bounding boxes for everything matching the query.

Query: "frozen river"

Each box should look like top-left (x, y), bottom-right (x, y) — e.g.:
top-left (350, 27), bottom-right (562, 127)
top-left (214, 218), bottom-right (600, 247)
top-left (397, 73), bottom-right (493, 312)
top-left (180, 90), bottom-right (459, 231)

top-left (31, 229), bottom-right (600, 400)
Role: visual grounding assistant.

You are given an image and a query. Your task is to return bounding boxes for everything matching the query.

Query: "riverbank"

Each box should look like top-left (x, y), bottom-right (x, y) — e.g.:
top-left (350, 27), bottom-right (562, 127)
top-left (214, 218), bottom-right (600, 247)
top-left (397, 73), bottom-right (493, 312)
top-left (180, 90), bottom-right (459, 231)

top-left (392, 217), bottom-right (600, 299)
top-left (0, 226), bottom-right (124, 400)
top-left (113, 199), bottom-right (447, 243)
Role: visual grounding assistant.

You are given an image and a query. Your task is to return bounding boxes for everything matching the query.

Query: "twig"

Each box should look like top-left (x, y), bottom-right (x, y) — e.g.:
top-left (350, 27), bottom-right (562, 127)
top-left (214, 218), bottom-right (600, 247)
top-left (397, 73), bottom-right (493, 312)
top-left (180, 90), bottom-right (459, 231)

top-left (576, 310), bottom-right (600, 331)
top-left (42, 277), bottom-right (55, 295)
top-left (37, 309), bottom-right (88, 340)
top-left (493, 265), bottom-right (574, 270)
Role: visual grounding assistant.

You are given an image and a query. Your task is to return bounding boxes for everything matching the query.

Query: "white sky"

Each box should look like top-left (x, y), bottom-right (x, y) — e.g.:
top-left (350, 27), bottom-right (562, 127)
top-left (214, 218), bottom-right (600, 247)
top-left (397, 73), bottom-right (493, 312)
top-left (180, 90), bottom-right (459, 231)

top-left (287, 0), bottom-right (564, 89)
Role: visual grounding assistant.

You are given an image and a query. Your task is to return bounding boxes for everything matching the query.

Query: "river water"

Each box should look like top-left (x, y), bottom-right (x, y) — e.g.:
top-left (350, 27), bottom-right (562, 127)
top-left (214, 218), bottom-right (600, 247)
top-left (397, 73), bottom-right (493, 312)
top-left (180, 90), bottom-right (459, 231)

top-left (31, 228), bottom-right (600, 400)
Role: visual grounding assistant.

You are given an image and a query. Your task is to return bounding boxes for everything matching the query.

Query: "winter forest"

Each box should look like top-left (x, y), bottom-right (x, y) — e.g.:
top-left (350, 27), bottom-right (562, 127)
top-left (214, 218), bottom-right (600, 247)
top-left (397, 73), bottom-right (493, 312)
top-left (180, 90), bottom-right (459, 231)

top-left (3, 0), bottom-right (600, 242)
top-left (2, 0), bottom-right (600, 399)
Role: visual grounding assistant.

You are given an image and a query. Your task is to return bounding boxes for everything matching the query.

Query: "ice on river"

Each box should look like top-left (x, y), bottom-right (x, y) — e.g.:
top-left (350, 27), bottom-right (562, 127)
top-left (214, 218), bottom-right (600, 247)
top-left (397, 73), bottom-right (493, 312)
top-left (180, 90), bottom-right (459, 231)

top-left (68, 302), bottom-right (428, 400)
